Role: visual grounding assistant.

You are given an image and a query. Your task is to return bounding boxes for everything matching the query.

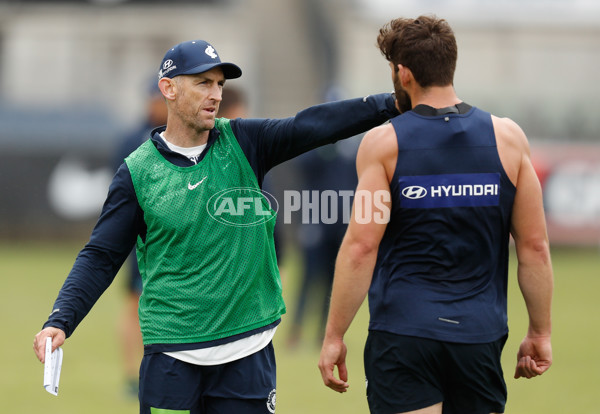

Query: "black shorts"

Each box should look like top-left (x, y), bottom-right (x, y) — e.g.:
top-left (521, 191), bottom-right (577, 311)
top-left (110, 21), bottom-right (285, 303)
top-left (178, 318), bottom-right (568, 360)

top-left (364, 331), bottom-right (507, 414)
top-left (139, 342), bottom-right (277, 414)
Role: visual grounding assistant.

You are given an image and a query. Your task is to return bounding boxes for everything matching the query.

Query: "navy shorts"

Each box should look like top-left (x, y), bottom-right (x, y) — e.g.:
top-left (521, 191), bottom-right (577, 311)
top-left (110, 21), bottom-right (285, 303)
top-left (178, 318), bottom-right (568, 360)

top-left (364, 331), bottom-right (507, 414)
top-left (139, 342), bottom-right (277, 414)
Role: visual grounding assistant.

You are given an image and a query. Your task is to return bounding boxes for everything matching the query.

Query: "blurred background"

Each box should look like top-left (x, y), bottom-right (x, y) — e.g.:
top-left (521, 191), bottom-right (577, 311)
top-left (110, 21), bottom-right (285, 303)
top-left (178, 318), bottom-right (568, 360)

top-left (0, 0), bottom-right (599, 243)
top-left (1, 0), bottom-right (599, 413)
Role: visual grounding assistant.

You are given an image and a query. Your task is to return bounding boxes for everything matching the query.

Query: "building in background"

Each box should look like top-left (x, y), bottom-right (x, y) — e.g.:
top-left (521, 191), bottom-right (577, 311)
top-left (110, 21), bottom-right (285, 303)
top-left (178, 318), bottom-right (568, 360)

top-left (0, 0), bottom-right (598, 244)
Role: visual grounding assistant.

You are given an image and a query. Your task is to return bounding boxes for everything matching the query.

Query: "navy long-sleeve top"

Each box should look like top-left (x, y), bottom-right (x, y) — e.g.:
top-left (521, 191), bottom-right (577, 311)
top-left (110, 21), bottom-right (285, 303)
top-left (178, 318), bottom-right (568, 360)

top-left (43, 93), bottom-right (399, 339)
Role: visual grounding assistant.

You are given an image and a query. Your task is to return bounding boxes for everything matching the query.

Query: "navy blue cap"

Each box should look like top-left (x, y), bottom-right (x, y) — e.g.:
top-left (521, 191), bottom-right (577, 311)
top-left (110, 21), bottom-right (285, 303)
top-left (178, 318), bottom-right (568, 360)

top-left (158, 40), bottom-right (242, 80)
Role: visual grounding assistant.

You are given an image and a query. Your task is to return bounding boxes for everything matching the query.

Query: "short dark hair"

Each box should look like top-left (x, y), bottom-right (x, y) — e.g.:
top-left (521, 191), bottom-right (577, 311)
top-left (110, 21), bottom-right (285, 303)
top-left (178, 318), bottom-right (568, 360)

top-left (377, 15), bottom-right (457, 88)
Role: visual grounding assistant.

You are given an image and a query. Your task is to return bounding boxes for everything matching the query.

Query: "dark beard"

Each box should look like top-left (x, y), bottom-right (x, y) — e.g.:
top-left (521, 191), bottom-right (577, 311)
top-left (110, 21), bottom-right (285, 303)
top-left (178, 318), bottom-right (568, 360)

top-left (394, 88), bottom-right (412, 114)
top-left (392, 72), bottom-right (412, 113)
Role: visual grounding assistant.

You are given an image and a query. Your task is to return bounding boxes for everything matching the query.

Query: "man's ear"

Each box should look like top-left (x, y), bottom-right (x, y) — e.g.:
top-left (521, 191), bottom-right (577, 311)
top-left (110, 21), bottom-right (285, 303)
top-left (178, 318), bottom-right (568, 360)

top-left (158, 77), bottom-right (176, 100)
top-left (397, 64), bottom-right (413, 87)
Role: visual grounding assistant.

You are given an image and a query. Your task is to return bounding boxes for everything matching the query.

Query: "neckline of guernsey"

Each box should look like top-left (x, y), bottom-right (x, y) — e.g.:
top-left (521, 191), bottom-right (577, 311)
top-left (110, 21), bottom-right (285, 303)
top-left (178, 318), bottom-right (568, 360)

top-left (412, 102), bottom-right (472, 116)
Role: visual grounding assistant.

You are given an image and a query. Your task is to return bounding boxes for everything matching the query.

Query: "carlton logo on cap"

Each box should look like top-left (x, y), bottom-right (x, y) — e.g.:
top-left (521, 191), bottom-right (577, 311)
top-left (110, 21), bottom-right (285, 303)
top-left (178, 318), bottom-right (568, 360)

top-left (158, 40), bottom-right (242, 80)
top-left (205, 46), bottom-right (218, 59)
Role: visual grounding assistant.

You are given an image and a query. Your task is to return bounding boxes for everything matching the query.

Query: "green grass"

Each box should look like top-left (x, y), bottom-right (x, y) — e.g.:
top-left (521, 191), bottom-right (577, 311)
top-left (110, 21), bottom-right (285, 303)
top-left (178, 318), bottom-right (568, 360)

top-left (1, 240), bottom-right (599, 413)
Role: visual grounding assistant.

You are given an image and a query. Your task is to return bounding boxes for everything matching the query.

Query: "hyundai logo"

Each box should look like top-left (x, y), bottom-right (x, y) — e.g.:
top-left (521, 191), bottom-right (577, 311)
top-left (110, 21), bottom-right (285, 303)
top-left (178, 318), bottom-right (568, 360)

top-left (163, 59), bottom-right (174, 69)
top-left (402, 186), bottom-right (427, 199)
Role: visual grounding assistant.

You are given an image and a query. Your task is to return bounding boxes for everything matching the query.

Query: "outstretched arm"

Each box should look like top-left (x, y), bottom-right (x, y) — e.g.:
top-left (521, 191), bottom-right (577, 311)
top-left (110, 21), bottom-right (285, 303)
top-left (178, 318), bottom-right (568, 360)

top-left (318, 125), bottom-right (395, 392)
top-left (231, 93), bottom-right (399, 183)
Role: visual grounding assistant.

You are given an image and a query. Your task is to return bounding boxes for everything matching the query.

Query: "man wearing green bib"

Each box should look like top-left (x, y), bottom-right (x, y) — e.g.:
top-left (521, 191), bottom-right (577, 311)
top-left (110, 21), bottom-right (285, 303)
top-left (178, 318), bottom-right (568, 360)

top-left (33, 39), bottom-right (401, 413)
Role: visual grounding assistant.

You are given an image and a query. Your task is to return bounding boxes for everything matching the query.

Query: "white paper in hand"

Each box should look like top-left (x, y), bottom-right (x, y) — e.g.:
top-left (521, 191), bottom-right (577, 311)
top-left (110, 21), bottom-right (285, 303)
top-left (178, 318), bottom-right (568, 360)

top-left (43, 337), bottom-right (63, 396)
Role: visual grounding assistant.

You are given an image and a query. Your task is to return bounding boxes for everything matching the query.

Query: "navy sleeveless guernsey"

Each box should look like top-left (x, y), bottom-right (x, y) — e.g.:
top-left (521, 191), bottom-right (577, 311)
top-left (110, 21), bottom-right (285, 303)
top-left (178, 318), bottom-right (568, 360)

top-left (368, 106), bottom-right (516, 344)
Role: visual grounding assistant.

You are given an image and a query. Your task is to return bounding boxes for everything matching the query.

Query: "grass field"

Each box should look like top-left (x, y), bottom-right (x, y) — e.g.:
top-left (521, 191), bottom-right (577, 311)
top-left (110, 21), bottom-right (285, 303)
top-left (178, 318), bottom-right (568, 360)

top-left (1, 240), bottom-right (599, 413)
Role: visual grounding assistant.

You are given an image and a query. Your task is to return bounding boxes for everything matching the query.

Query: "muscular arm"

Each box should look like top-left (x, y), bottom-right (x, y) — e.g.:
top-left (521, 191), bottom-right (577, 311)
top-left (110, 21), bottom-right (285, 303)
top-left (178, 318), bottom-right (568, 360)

top-left (494, 116), bottom-right (553, 379)
top-left (318, 124), bottom-right (396, 392)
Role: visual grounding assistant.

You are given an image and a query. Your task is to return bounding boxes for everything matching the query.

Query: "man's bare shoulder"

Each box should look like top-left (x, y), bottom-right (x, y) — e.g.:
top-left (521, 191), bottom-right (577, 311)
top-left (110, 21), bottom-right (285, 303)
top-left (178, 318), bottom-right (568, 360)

top-left (491, 115), bottom-right (529, 151)
top-left (359, 123), bottom-right (397, 155)
top-left (491, 115), bottom-right (531, 185)
top-left (357, 123), bottom-right (398, 179)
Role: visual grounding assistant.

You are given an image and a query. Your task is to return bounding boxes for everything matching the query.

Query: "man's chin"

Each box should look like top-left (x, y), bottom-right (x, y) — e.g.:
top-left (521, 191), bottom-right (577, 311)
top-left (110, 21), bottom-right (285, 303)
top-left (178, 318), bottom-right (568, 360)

top-left (203, 117), bottom-right (216, 129)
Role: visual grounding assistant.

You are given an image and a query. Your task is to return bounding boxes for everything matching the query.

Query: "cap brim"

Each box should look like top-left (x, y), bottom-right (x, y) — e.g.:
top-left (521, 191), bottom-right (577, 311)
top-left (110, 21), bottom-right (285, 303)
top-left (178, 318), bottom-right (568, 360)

top-left (180, 62), bottom-right (242, 79)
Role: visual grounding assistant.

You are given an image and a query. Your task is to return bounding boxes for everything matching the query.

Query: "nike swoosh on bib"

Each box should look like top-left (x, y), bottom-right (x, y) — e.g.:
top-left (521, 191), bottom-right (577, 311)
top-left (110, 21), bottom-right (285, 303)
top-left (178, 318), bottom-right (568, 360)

top-left (188, 176), bottom-right (207, 190)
